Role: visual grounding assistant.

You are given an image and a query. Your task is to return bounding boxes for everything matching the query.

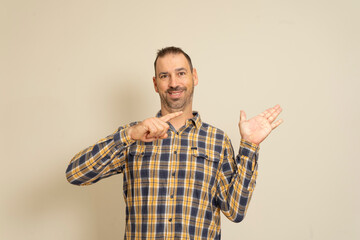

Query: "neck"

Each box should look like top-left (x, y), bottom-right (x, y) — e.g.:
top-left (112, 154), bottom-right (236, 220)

top-left (161, 106), bottom-right (193, 131)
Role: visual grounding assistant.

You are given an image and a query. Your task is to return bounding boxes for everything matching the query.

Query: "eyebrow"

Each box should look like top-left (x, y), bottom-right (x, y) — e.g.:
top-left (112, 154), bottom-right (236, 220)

top-left (158, 68), bottom-right (187, 76)
top-left (158, 71), bottom-right (168, 76)
top-left (175, 68), bottom-right (187, 72)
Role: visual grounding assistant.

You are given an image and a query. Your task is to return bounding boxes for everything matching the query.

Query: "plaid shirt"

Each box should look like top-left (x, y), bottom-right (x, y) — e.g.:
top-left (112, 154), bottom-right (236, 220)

top-left (66, 112), bottom-right (259, 240)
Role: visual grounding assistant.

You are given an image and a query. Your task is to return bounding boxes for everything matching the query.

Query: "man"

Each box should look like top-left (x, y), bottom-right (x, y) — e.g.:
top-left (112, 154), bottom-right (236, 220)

top-left (66, 46), bottom-right (283, 239)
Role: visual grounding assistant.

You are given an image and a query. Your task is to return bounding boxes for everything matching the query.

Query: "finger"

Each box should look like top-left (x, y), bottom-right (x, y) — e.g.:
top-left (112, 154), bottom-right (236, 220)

top-left (271, 119), bottom-right (283, 130)
top-left (260, 104), bottom-right (280, 118)
top-left (159, 111), bottom-right (183, 122)
top-left (263, 107), bottom-right (276, 118)
top-left (259, 108), bottom-right (272, 118)
top-left (146, 130), bottom-right (168, 141)
top-left (158, 133), bottom-right (168, 139)
top-left (149, 119), bottom-right (169, 138)
top-left (268, 106), bottom-right (283, 123)
top-left (240, 110), bottom-right (247, 122)
top-left (146, 132), bottom-right (168, 142)
top-left (153, 117), bottom-right (171, 137)
top-left (143, 136), bottom-right (158, 142)
top-left (154, 118), bottom-right (170, 137)
top-left (145, 121), bottom-right (159, 138)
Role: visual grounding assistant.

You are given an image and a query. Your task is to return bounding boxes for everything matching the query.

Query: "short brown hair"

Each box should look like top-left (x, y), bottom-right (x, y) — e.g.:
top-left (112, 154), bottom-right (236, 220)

top-left (154, 46), bottom-right (193, 75)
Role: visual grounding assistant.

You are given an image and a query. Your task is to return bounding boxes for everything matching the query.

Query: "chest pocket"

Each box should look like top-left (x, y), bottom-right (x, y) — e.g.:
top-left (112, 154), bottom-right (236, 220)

top-left (127, 144), bottom-right (156, 183)
top-left (190, 147), bottom-right (221, 192)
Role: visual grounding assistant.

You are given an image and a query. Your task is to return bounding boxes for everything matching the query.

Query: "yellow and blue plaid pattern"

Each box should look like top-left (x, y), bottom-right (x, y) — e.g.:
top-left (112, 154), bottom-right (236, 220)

top-left (66, 112), bottom-right (259, 239)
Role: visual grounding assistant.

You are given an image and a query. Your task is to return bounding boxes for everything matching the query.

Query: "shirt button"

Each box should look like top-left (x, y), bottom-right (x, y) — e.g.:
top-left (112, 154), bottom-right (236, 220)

top-left (172, 171), bottom-right (175, 176)
top-left (170, 194), bottom-right (174, 199)
top-left (174, 151), bottom-right (177, 154)
top-left (169, 218), bottom-right (172, 222)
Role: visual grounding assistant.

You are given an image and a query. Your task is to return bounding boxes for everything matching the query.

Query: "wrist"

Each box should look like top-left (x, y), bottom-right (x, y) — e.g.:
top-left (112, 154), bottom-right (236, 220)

top-left (241, 138), bottom-right (259, 147)
top-left (126, 126), bottom-right (134, 141)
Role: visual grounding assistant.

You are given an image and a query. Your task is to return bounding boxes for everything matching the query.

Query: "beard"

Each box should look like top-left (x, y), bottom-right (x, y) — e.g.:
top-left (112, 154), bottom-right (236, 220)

top-left (159, 84), bottom-right (194, 112)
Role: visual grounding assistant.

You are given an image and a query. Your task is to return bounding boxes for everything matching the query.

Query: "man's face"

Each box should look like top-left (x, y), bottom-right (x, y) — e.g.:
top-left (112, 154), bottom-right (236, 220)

top-left (153, 53), bottom-right (198, 113)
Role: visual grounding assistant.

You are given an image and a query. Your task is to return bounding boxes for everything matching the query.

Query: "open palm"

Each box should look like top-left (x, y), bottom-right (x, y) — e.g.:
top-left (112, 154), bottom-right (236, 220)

top-left (239, 105), bottom-right (283, 145)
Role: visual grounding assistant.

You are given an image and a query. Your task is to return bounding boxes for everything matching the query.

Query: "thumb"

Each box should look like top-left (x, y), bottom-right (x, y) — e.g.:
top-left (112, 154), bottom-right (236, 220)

top-left (240, 110), bottom-right (247, 122)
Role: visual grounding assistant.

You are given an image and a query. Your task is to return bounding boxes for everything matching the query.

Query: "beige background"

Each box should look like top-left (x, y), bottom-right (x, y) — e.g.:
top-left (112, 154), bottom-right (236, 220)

top-left (1, 0), bottom-right (359, 239)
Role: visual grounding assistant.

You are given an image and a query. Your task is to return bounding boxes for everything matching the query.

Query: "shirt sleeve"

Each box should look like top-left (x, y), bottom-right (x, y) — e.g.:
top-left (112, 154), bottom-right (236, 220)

top-left (216, 136), bottom-right (259, 222)
top-left (65, 124), bottom-right (136, 186)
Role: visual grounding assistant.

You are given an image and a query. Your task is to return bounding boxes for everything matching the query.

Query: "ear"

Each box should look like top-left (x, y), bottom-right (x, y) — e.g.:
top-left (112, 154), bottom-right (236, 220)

top-left (192, 68), bottom-right (199, 86)
top-left (153, 76), bottom-right (159, 93)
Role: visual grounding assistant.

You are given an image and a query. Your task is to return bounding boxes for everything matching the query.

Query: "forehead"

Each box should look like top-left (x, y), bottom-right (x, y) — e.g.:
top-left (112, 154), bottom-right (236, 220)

top-left (155, 53), bottom-right (190, 73)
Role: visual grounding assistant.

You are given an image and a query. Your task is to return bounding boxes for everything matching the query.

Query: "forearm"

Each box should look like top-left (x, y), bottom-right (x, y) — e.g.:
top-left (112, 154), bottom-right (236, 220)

top-left (66, 124), bottom-right (135, 186)
top-left (218, 140), bottom-right (259, 222)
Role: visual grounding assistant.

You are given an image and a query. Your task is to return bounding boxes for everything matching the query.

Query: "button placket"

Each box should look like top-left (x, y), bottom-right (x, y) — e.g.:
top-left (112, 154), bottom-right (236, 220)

top-left (170, 137), bottom-right (178, 196)
top-left (167, 130), bottom-right (179, 236)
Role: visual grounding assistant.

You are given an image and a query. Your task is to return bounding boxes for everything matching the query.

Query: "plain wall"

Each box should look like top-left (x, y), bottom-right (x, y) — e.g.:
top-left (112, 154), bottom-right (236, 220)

top-left (1, 0), bottom-right (359, 239)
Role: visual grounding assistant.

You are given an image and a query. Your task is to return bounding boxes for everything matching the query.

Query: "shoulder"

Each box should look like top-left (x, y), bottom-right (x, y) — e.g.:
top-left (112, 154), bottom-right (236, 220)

top-left (197, 122), bottom-right (234, 169)
top-left (198, 121), bottom-right (231, 145)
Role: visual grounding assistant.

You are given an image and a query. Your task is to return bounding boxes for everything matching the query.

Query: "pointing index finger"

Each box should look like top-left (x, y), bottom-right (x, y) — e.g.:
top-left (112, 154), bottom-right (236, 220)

top-left (159, 111), bottom-right (183, 122)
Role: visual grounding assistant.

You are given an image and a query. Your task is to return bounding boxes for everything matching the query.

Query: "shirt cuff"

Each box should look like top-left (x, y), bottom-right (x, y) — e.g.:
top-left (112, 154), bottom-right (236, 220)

top-left (238, 139), bottom-right (260, 172)
top-left (113, 125), bottom-right (136, 148)
top-left (240, 139), bottom-right (259, 153)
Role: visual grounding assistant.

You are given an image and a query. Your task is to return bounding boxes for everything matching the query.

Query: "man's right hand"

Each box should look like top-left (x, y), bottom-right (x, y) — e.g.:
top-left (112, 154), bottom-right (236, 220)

top-left (127, 112), bottom-right (183, 142)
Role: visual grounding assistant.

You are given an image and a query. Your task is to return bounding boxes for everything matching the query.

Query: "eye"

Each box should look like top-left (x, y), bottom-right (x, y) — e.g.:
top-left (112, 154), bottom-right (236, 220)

top-left (178, 71), bottom-right (186, 76)
top-left (159, 74), bottom-right (168, 79)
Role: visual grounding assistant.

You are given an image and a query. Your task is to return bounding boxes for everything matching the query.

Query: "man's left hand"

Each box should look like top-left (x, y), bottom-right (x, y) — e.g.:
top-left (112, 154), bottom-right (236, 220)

top-left (239, 104), bottom-right (283, 146)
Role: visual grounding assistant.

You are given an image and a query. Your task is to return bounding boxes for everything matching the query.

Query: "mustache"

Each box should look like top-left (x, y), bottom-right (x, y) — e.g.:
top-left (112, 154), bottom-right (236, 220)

top-left (167, 86), bottom-right (187, 93)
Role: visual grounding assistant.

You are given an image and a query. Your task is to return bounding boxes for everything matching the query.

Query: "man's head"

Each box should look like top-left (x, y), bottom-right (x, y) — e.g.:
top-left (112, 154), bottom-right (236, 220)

top-left (154, 46), bottom-right (193, 76)
top-left (153, 47), bottom-right (198, 115)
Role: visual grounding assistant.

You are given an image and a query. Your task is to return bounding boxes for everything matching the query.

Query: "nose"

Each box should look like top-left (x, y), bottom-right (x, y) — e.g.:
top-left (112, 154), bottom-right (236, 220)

top-left (168, 74), bottom-right (178, 88)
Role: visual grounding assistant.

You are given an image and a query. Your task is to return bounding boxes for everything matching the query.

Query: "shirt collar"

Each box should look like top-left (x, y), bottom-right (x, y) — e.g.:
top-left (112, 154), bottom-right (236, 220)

top-left (190, 111), bottom-right (202, 129)
top-left (155, 110), bottom-right (202, 129)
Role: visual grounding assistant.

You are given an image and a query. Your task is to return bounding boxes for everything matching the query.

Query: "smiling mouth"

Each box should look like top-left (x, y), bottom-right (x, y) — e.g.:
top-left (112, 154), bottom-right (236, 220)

top-left (167, 87), bottom-right (186, 98)
top-left (168, 91), bottom-right (183, 97)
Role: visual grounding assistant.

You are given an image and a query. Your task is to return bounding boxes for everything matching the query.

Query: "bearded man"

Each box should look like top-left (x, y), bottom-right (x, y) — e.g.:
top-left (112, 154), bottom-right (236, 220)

top-left (66, 46), bottom-right (283, 239)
